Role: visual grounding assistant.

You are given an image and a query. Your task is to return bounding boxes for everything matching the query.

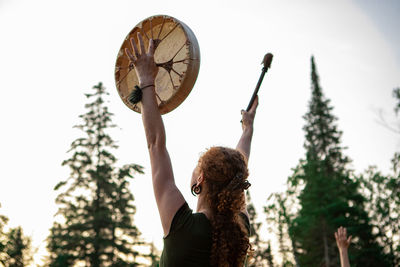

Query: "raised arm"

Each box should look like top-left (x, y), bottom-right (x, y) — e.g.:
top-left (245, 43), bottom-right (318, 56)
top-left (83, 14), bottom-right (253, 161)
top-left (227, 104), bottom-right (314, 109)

top-left (236, 96), bottom-right (258, 215)
top-left (125, 33), bottom-right (185, 236)
top-left (335, 226), bottom-right (352, 267)
top-left (236, 96), bottom-right (258, 162)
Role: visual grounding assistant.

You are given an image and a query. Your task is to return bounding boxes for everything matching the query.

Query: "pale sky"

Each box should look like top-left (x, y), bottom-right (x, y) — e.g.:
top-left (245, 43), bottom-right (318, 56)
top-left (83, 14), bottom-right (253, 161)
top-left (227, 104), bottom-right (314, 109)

top-left (0, 0), bottom-right (399, 265)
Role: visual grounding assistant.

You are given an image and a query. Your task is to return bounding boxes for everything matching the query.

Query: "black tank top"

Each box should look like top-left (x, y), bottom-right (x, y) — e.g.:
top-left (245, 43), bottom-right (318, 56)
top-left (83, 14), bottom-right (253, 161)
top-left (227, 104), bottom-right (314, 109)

top-left (160, 202), bottom-right (251, 266)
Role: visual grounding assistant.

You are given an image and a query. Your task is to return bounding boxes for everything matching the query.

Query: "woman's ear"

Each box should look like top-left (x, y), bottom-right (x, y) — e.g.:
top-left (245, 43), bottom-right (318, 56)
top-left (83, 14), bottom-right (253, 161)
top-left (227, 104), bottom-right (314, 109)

top-left (197, 172), bottom-right (204, 185)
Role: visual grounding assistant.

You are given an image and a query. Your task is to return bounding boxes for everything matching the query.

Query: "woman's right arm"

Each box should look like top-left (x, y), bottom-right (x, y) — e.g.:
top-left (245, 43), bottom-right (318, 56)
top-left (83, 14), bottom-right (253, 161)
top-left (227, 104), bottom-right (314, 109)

top-left (125, 33), bottom-right (185, 236)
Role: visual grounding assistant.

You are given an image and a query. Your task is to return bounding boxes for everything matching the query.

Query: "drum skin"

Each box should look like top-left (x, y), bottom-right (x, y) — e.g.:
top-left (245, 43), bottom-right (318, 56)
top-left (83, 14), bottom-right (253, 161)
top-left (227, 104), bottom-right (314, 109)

top-left (115, 15), bottom-right (200, 114)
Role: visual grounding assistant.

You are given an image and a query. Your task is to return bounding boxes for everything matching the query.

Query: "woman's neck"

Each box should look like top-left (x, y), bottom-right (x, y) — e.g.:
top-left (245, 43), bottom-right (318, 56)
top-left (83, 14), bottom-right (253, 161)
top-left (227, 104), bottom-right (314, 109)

top-left (196, 195), bottom-right (212, 219)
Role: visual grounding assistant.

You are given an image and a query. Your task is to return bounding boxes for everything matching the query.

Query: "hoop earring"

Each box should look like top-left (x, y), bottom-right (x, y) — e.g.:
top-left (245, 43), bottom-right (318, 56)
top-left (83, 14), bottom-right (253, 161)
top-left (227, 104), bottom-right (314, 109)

top-left (191, 184), bottom-right (202, 196)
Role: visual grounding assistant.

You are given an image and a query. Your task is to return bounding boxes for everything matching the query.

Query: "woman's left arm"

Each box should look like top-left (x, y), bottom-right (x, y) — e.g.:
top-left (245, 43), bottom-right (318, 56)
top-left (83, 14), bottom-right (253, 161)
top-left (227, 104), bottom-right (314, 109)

top-left (125, 33), bottom-right (185, 236)
top-left (236, 96), bottom-right (258, 216)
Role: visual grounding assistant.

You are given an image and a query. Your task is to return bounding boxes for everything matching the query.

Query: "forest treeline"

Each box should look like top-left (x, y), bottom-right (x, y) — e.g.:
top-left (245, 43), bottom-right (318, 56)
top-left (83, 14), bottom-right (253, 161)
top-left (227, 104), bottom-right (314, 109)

top-left (0, 57), bottom-right (399, 266)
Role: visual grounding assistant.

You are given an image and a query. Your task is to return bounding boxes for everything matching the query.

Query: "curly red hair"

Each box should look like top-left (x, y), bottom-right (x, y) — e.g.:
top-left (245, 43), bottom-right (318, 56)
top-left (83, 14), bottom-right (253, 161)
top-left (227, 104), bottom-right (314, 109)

top-left (199, 146), bottom-right (252, 267)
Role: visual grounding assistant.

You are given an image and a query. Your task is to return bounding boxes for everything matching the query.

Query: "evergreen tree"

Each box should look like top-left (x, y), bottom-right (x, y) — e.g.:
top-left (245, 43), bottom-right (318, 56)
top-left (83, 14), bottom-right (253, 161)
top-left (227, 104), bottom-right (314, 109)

top-left (287, 56), bottom-right (388, 266)
top-left (147, 242), bottom-right (160, 267)
top-left (358, 87), bottom-right (400, 266)
top-left (46, 82), bottom-right (144, 266)
top-left (264, 241), bottom-right (274, 267)
top-left (0, 208), bottom-right (33, 267)
top-left (393, 87), bottom-right (400, 116)
top-left (359, 162), bottom-right (400, 266)
top-left (265, 191), bottom-right (298, 267)
top-left (0, 209), bottom-right (8, 265)
top-left (246, 191), bottom-right (274, 267)
top-left (3, 227), bottom-right (32, 267)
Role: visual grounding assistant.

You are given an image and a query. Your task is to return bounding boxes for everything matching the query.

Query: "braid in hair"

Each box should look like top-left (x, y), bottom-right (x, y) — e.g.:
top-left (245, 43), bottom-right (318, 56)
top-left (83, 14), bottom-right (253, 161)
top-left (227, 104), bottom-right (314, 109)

top-left (199, 147), bottom-right (252, 267)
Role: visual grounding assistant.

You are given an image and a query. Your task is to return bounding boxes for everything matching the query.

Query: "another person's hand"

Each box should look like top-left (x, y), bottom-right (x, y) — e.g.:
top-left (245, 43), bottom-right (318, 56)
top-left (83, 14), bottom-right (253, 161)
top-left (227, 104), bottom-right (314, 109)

top-left (125, 32), bottom-right (158, 86)
top-left (241, 96), bottom-right (258, 131)
top-left (335, 226), bottom-right (352, 251)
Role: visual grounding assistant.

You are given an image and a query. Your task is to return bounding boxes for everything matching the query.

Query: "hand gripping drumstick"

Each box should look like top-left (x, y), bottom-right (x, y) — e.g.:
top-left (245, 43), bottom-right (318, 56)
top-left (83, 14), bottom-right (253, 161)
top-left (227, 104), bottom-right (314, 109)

top-left (245, 53), bottom-right (273, 111)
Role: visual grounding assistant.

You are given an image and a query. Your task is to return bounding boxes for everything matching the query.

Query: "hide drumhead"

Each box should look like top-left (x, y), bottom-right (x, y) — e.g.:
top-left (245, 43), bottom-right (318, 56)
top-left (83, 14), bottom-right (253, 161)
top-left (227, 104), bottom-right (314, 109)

top-left (115, 15), bottom-right (200, 114)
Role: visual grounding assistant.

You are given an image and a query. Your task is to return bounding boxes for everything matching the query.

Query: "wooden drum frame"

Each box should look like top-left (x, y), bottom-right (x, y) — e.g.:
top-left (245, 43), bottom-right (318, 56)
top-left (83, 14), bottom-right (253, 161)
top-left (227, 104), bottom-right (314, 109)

top-left (115, 15), bottom-right (201, 114)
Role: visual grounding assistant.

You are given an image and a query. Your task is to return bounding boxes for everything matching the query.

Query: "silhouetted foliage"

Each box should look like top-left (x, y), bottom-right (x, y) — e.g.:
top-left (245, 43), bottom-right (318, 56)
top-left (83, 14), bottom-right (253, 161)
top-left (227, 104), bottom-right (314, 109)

top-left (291, 56), bottom-right (388, 267)
top-left (246, 191), bottom-right (274, 267)
top-left (265, 191), bottom-right (298, 267)
top-left (358, 161), bottom-right (400, 266)
top-left (146, 242), bottom-right (160, 267)
top-left (46, 83), bottom-right (145, 266)
top-left (393, 87), bottom-right (400, 115)
top-left (266, 56), bottom-right (389, 267)
top-left (0, 207), bottom-right (33, 267)
top-left (357, 88), bottom-right (400, 266)
top-left (0, 212), bottom-right (7, 262)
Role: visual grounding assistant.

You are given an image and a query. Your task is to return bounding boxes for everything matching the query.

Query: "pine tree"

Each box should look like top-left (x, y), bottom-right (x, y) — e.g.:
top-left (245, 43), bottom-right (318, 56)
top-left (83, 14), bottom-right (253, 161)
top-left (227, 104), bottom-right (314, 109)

top-left (0, 210), bottom-right (8, 265)
top-left (287, 56), bottom-right (388, 266)
top-left (265, 191), bottom-right (298, 267)
top-left (0, 208), bottom-right (33, 267)
top-left (46, 82), bottom-right (144, 266)
top-left (246, 191), bottom-right (274, 267)
top-left (358, 87), bottom-right (400, 266)
top-left (393, 87), bottom-right (400, 116)
top-left (147, 242), bottom-right (160, 267)
top-left (359, 163), bottom-right (400, 266)
top-left (3, 227), bottom-right (33, 267)
top-left (264, 241), bottom-right (274, 267)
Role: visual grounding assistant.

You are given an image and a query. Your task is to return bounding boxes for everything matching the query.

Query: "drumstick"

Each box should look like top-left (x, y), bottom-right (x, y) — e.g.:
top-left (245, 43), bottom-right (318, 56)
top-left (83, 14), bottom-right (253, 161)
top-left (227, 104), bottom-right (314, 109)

top-left (246, 53), bottom-right (273, 111)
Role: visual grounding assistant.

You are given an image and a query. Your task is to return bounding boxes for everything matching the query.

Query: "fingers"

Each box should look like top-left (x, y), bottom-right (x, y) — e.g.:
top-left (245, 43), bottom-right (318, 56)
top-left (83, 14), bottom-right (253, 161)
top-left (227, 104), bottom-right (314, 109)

top-left (249, 95), bottom-right (259, 114)
top-left (130, 36), bottom-right (139, 58)
top-left (127, 32), bottom-right (155, 61)
top-left (347, 235), bottom-right (352, 243)
top-left (335, 227), bottom-right (352, 250)
top-left (241, 96), bottom-right (258, 125)
top-left (336, 227), bottom-right (344, 239)
top-left (340, 227), bottom-right (346, 238)
top-left (125, 47), bottom-right (136, 62)
top-left (336, 226), bottom-right (350, 240)
top-left (137, 32), bottom-right (145, 55)
top-left (148, 38), bottom-right (155, 55)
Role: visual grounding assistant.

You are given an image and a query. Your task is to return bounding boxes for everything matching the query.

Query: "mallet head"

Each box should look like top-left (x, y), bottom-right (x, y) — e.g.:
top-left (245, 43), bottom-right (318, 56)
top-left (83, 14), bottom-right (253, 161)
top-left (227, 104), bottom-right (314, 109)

top-left (262, 53), bottom-right (273, 69)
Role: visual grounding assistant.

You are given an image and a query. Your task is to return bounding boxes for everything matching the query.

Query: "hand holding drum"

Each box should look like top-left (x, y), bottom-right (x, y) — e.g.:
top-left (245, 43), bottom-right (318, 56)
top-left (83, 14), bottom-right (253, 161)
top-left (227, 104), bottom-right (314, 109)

top-left (124, 33), bottom-right (158, 86)
top-left (115, 15), bottom-right (200, 114)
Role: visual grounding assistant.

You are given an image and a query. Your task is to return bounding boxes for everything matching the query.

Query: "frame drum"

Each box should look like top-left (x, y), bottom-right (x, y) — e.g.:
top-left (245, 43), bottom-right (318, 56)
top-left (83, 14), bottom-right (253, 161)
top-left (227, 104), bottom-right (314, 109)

top-left (115, 15), bottom-right (200, 114)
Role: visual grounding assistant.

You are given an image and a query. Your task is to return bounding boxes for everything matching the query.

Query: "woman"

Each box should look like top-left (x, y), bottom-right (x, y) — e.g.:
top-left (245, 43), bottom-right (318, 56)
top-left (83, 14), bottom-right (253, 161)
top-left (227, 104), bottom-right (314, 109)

top-left (125, 32), bottom-right (259, 266)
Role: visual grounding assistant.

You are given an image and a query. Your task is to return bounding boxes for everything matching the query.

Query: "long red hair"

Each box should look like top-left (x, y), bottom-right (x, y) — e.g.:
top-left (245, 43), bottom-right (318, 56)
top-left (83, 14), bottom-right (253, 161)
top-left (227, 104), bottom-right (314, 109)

top-left (199, 146), bottom-right (252, 266)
